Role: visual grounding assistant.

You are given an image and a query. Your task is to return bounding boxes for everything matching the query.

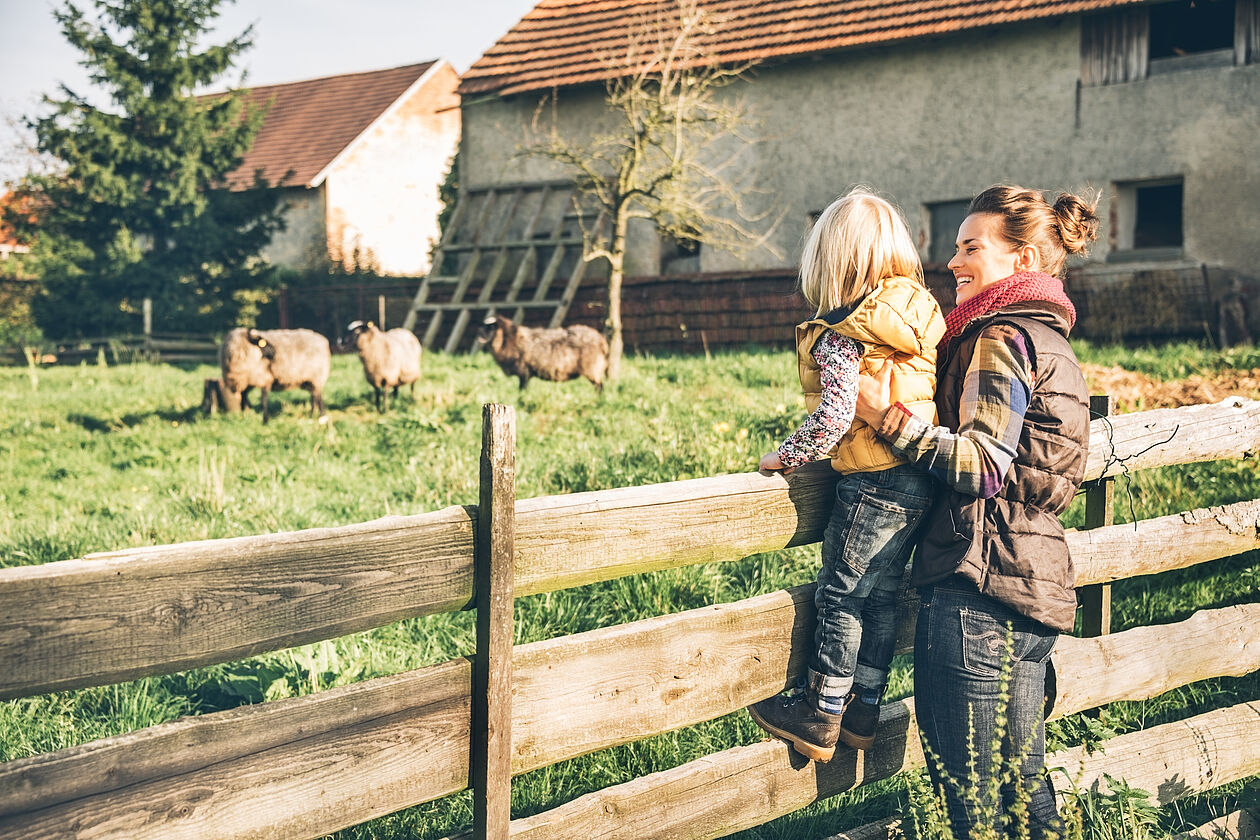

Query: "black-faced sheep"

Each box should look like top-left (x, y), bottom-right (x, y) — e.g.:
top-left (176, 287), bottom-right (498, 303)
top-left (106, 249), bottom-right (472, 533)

top-left (340, 320), bottom-right (423, 412)
top-left (477, 315), bottom-right (608, 392)
top-left (220, 327), bottom-right (331, 423)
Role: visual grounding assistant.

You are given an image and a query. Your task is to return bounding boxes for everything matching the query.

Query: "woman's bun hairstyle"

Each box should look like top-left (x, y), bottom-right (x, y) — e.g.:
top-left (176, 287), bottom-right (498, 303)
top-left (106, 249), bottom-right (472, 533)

top-left (1051, 191), bottom-right (1100, 255)
top-left (969, 184), bottom-right (1100, 277)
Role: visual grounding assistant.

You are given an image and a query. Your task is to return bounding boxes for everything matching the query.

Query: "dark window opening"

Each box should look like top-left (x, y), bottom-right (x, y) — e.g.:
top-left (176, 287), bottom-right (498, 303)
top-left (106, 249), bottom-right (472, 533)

top-left (927, 200), bottom-right (972, 265)
top-left (660, 232), bottom-right (701, 275)
top-left (1149, 0), bottom-right (1235, 58)
top-left (1133, 182), bottom-right (1184, 248)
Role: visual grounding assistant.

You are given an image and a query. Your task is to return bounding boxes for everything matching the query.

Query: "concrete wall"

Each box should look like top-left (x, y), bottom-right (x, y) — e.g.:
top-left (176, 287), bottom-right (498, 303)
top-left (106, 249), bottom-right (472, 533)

top-left (262, 186), bottom-right (327, 270)
top-left (461, 17), bottom-right (1260, 282)
top-left (325, 62), bottom-right (461, 275)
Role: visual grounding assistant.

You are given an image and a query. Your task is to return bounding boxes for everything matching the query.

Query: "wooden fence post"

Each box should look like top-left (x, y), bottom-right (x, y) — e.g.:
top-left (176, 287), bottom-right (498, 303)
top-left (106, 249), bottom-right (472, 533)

top-left (473, 403), bottom-right (516, 840)
top-left (1080, 394), bottom-right (1114, 638)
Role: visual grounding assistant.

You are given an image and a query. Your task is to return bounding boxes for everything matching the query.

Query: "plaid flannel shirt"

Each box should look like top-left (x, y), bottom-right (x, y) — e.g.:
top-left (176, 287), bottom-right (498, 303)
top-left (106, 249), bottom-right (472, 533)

top-left (874, 324), bottom-right (1032, 499)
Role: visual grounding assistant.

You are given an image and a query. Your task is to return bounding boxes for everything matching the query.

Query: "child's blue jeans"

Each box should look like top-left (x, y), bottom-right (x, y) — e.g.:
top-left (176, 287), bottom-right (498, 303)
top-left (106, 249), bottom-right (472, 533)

top-left (807, 464), bottom-right (934, 713)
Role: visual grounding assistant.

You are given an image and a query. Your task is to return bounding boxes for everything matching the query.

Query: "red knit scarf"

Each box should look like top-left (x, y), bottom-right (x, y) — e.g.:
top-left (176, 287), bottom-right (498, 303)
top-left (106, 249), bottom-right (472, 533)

top-left (940, 270), bottom-right (1076, 349)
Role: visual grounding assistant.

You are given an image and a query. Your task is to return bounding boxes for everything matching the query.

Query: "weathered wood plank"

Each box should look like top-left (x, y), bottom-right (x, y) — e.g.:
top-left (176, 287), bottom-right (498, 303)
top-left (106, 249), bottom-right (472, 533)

top-left (1172, 810), bottom-right (1258, 840)
top-left (0, 506), bottom-right (475, 699)
top-left (1069, 499), bottom-right (1260, 587)
top-left (5, 401), bottom-right (1257, 701)
top-left (476, 602), bottom-right (1260, 840)
top-left (472, 405), bottom-right (516, 840)
top-left (6, 476), bottom-right (1257, 705)
top-left (3, 591), bottom-right (1255, 840)
top-left (1053, 702), bottom-right (1260, 806)
top-left (512, 460), bottom-right (839, 596)
top-left (0, 659), bottom-right (471, 838)
top-left (1084, 397), bottom-right (1260, 481)
top-left (1079, 394), bottom-right (1115, 638)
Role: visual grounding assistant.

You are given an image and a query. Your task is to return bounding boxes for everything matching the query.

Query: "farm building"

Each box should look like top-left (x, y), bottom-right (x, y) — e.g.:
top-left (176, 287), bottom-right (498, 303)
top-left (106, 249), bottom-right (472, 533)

top-left (221, 60), bottom-right (460, 277)
top-left (444, 0), bottom-right (1260, 349)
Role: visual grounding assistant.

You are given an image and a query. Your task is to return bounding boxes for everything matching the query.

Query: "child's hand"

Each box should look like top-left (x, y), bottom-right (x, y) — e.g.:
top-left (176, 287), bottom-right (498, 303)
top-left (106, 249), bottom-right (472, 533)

top-left (759, 451), bottom-right (794, 475)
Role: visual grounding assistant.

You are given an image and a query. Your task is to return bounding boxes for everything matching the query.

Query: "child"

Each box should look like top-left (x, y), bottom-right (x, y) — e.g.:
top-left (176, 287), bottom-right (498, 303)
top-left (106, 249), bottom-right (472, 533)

top-left (749, 187), bottom-right (945, 761)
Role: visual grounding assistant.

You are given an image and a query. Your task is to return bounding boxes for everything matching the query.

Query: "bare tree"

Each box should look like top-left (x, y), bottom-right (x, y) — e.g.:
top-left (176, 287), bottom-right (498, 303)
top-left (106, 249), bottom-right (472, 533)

top-left (518, 0), bottom-right (780, 379)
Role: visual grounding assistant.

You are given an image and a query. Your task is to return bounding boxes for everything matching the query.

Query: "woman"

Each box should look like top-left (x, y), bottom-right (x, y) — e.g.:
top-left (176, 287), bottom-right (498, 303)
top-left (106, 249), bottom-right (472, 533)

top-left (854, 184), bottom-right (1098, 838)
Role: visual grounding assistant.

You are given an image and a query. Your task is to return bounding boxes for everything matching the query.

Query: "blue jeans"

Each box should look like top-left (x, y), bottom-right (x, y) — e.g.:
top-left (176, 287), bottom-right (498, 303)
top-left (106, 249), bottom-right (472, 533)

top-left (914, 584), bottom-right (1064, 839)
top-left (807, 464), bottom-right (934, 712)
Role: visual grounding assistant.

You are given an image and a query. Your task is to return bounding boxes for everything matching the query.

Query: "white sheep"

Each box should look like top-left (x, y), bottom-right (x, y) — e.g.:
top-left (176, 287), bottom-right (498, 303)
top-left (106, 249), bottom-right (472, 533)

top-left (340, 320), bottom-right (423, 412)
top-left (219, 328), bottom-right (331, 423)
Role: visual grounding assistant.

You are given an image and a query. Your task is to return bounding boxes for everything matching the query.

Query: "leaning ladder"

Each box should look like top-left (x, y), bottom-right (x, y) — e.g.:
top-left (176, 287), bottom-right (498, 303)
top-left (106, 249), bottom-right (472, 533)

top-left (403, 182), bottom-right (607, 353)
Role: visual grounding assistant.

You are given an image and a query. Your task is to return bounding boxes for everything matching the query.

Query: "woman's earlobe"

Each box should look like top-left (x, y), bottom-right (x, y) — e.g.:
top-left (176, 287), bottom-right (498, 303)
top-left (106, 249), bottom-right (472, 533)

top-left (1018, 245), bottom-right (1039, 272)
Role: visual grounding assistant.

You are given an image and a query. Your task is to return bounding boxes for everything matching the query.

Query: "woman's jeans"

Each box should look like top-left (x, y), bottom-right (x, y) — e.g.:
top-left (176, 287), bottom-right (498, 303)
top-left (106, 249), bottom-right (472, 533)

top-left (915, 583), bottom-right (1065, 839)
top-left (807, 464), bottom-right (934, 713)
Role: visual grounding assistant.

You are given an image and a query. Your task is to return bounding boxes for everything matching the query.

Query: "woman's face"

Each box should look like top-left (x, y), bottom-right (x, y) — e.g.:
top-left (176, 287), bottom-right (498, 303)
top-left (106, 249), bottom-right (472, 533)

top-left (947, 213), bottom-right (1025, 305)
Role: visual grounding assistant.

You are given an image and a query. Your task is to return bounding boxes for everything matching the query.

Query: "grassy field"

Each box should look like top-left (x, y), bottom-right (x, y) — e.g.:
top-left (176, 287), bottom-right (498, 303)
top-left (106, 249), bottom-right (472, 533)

top-left (1, 340), bottom-right (1257, 839)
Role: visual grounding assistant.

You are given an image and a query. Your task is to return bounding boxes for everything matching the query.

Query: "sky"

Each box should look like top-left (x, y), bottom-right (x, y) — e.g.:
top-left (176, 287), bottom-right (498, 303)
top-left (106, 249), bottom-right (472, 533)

top-left (0, 0), bottom-right (541, 186)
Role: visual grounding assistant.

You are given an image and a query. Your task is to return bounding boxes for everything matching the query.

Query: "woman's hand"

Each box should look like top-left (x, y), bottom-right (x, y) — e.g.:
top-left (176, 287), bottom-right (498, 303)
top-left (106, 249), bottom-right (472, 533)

top-left (855, 359), bottom-right (894, 427)
top-left (759, 451), bottom-right (794, 475)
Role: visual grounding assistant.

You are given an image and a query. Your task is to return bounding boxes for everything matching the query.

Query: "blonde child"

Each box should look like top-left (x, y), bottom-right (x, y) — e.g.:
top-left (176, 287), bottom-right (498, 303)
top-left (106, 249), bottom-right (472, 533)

top-left (749, 187), bottom-right (944, 761)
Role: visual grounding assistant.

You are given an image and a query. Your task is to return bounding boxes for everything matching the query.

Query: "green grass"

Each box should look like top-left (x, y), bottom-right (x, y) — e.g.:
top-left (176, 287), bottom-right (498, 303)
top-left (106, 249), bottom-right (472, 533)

top-left (0, 341), bottom-right (1256, 839)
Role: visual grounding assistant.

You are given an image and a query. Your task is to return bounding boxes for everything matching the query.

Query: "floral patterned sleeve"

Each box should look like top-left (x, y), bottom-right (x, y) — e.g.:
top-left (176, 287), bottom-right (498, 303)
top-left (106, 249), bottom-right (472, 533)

top-left (777, 331), bottom-right (862, 468)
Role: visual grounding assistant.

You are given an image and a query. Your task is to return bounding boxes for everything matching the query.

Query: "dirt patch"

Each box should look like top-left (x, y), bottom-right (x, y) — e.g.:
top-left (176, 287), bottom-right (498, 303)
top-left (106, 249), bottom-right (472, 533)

top-left (1081, 364), bottom-right (1260, 412)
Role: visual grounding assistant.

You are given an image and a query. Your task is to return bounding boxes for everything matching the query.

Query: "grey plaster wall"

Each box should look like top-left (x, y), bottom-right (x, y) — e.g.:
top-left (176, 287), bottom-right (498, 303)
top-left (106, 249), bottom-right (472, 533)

top-left (461, 17), bottom-right (1260, 280)
top-left (263, 186), bottom-right (327, 271)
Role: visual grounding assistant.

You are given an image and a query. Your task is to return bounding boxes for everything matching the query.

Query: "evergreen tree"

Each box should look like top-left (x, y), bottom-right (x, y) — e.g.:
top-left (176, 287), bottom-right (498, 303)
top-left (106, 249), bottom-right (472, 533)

top-left (10, 0), bottom-right (284, 337)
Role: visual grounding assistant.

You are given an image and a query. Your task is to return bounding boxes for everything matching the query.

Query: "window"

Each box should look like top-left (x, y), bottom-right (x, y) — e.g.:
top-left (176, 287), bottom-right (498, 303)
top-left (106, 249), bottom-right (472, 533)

top-left (1111, 178), bottom-right (1184, 260)
top-left (660, 232), bottom-right (701, 275)
top-left (927, 200), bottom-right (971, 265)
top-left (1081, 0), bottom-right (1255, 85)
top-left (1149, 0), bottom-right (1235, 59)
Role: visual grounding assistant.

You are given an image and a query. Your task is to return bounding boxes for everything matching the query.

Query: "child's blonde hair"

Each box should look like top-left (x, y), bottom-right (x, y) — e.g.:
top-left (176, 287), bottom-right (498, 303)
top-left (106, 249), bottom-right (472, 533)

top-left (799, 187), bottom-right (923, 316)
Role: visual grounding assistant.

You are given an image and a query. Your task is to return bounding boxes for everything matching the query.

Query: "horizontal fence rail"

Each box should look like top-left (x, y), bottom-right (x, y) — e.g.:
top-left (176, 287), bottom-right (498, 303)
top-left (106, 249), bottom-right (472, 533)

top-left (3, 594), bottom-right (1257, 838)
top-left (1, 398), bottom-right (1258, 840)
top-left (3, 398), bottom-right (1259, 700)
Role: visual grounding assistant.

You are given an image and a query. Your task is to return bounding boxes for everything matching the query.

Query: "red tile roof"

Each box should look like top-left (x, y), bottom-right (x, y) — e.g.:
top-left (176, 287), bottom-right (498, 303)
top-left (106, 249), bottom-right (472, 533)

top-left (0, 191), bottom-right (35, 249)
top-left (221, 61), bottom-right (439, 190)
top-left (461, 0), bottom-right (1145, 96)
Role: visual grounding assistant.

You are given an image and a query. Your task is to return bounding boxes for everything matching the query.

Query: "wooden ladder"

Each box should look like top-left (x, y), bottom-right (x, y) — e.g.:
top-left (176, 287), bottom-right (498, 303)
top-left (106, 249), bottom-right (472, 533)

top-left (403, 182), bottom-right (607, 352)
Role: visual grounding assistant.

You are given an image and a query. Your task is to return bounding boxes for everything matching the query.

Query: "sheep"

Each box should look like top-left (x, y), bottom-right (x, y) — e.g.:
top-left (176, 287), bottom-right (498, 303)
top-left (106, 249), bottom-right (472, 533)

top-left (477, 315), bottom-right (608, 393)
top-left (219, 327), bottom-right (331, 423)
top-left (340, 320), bottom-right (423, 412)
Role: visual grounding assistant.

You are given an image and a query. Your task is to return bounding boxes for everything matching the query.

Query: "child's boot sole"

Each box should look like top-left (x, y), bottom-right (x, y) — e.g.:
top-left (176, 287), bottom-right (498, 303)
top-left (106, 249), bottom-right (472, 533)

top-left (838, 725), bottom-right (875, 751)
top-left (748, 704), bottom-right (837, 762)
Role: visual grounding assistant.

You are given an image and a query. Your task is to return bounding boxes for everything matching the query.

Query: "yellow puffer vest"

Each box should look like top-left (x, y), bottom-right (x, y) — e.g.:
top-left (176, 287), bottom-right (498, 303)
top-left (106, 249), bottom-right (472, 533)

top-left (797, 275), bottom-right (946, 474)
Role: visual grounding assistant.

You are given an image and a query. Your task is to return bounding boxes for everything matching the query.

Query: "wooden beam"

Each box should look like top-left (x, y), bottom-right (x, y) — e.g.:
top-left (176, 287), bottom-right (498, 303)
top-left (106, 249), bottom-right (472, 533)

top-left (1080, 394), bottom-right (1115, 638)
top-left (0, 659), bottom-right (472, 838)
top-left (424, 189), bottom-right (501, 348)
top-left (2, 593), bottom-right (1255, 839)
top-left (5, 466), bottom-right (1258, 701)
top-left (1083, 397), bottom-right (1260, 482)
top-left (0, 506), bottom-right (475, 699)
top-left (404, 192), bottom-right (469, 332)
top-left (1172, 810), bottom-right (1258, 840)
top-left (548, 209), bottom-right (607, 329)
top-left (1052, 702), bottom-right (1260, 806)
top-left (1068, 498), bottom-right (1260, 587)
top-left (472, 406), bottom-right (516, 840)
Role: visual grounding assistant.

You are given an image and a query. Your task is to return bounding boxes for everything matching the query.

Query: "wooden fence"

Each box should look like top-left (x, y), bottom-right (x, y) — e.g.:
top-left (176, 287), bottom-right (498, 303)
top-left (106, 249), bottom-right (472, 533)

top-left (1, 332), bottom-right (219, 366)
top-left (1, 398), bottom-right (1259, 839)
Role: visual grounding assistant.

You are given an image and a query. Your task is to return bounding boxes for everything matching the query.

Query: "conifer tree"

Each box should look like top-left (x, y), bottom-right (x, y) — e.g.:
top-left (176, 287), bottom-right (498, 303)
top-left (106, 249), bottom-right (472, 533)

top-left (11, 0), bottom-right (283, 337)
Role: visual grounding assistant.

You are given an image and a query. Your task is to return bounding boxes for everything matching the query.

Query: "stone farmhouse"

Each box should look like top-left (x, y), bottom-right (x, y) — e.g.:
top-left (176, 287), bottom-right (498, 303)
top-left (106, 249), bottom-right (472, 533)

top-left (222, 60), bottom-right (460, 277)
top-left (452, 0), bottom-right (1259, 348)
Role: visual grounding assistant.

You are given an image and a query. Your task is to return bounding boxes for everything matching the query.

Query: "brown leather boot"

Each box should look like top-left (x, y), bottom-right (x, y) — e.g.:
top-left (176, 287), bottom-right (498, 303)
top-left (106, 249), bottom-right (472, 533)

top-left (837, 685), bottom-right (882, 751)
top-left (747, 691), bottom-right (844, 762)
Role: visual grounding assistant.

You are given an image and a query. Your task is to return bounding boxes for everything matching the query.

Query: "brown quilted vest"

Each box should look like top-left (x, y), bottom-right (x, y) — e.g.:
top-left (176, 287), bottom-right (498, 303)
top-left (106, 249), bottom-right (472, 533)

top-left (911, 304), bottom-right (1090, 632)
